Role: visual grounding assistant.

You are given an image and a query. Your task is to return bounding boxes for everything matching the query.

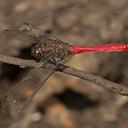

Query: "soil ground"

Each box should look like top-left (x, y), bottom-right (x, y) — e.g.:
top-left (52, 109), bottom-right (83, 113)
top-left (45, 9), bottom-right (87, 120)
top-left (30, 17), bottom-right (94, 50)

top-left (0, 0), bottom-right (128, 128)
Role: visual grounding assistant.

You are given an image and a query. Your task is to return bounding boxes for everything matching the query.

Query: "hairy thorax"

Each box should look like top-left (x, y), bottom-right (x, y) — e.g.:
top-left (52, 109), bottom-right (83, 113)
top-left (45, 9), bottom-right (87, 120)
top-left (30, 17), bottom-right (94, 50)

top-left (31, 39), bottom-right (73, 60)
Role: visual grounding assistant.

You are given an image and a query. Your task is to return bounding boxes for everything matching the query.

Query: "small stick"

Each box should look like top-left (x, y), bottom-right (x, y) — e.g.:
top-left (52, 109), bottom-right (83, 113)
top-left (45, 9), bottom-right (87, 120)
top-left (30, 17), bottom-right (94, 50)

top-left (0, 54), bottom-right (128, 96)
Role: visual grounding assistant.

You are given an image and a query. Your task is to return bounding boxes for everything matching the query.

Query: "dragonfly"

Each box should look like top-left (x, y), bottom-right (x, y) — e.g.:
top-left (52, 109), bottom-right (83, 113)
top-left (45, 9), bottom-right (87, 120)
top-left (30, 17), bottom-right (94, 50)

top-left (0, 23), bottom-right (128, 114)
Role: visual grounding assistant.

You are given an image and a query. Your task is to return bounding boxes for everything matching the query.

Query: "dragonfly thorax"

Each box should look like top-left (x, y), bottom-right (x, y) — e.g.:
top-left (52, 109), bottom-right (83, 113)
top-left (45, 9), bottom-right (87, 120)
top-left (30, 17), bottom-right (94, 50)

top-left (31, 42), bottom-right (73, 60)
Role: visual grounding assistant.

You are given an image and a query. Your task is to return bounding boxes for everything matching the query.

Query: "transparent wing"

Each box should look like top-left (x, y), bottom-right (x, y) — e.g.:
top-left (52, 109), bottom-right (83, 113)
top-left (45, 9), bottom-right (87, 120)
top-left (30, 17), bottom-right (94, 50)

top-left (41, 32), bottom-right (63, 42)
top-left (16, 52), bottom-right (72, 113)
top-left (9, 64), bottom-right (55, 115)
top-left (0, 51), bottom-right (72, 116)
top-left (0, 51), bottom-right (56, 115)
top-left (3, 23), bottom-right (43, 44)
top-left (3, 23), bottom-right (63, 43)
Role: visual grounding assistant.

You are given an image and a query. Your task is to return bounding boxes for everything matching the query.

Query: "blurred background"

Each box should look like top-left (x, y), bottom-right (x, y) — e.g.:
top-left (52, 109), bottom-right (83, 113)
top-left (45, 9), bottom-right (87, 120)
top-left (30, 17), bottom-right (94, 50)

top-left (0, 0), bottom-right (128, 128)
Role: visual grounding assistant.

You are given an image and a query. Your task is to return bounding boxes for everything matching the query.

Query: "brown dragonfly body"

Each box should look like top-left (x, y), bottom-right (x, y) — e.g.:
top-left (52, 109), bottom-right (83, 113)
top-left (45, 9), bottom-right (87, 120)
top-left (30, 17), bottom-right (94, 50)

top-left (31, 36), bottom-right (72, 59)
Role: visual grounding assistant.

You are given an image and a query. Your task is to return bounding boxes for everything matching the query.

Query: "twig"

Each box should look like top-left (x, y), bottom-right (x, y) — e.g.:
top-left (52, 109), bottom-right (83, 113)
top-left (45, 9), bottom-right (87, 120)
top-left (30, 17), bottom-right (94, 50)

top-left (0, 54), bottom-right (37, 68)
top-left (60, 66), bottom-right (128, 96)
top-left (0, 54), bottom-right (128, 96)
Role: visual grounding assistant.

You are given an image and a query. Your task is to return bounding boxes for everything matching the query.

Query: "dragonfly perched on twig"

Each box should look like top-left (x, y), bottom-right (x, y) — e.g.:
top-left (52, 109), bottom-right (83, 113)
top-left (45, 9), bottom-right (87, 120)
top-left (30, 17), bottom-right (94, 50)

top-left (0, 23), bottom-right (128, 114)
